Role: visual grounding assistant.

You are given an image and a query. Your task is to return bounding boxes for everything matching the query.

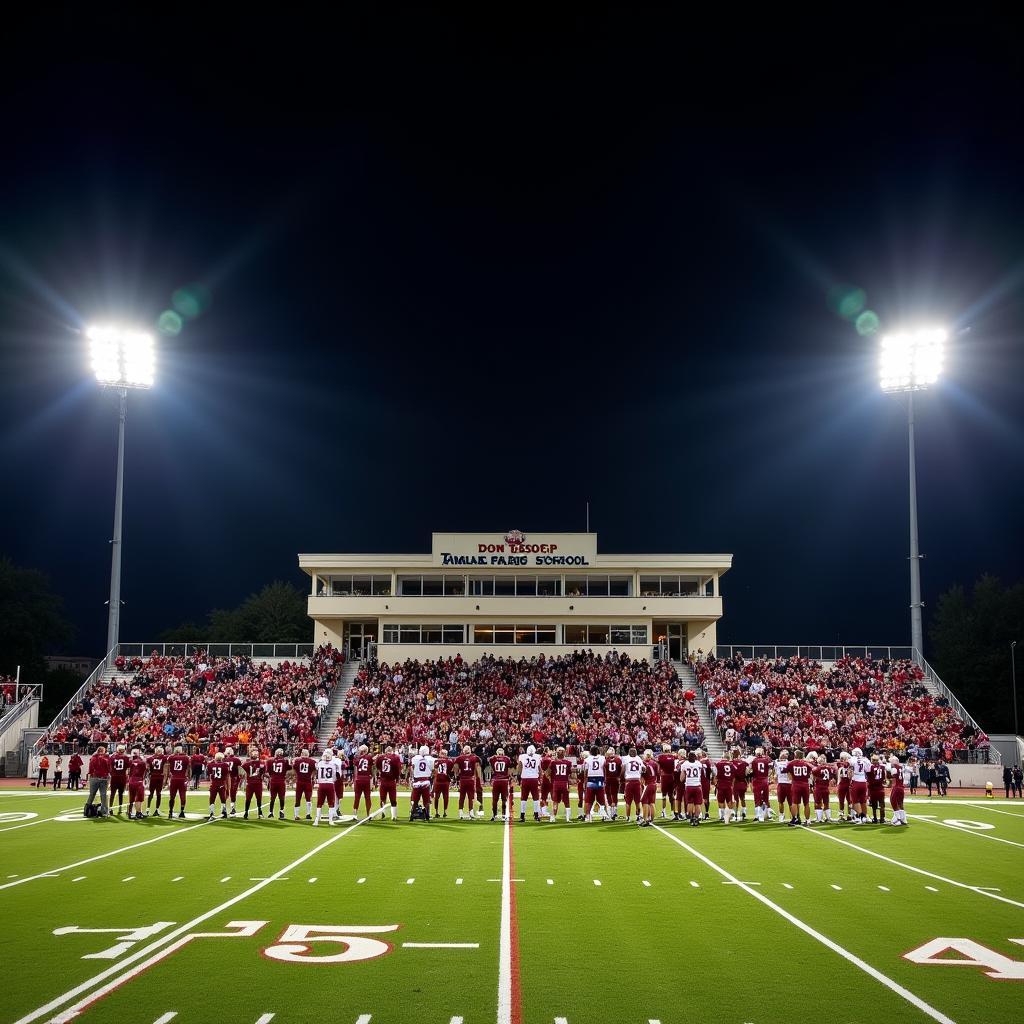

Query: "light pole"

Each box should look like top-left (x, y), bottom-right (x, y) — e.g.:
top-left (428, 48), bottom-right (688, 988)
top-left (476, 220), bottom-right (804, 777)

top-left (88, 324), bottom-right (155, 661)
top-left (879, 327), bottom-right (946, 664)
top-left (1012, 641), bottom-right (1018, 738)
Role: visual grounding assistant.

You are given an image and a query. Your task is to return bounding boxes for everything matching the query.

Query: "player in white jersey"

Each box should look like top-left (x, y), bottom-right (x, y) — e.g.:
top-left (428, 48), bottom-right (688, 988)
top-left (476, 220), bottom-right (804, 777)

top-left (410, 744), bottom-right (434, 820)
top-left (848, 747), bottom-right (871, 824)
top-left (620, 747), bottom-right (644, 822)
top-left (518, 745), bottom-right (542, 821)
top-left (313, 749), bottom-right (339, 826)
top-left (774, 751), bottom-right (792, 825)
top-left (584, 748), bottom-right (609, 820)
top-left (679, 752), bottom-right (704, 825)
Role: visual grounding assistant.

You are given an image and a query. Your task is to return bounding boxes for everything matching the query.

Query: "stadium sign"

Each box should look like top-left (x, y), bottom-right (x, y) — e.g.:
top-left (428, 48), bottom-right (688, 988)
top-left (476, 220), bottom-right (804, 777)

top-left (433, 530), bottom-right (595, 567)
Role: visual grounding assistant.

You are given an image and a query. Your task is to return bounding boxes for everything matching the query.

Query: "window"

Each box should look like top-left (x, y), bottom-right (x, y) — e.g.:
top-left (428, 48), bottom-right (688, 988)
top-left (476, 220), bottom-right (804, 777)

top-left (493, 626), bottom-right (515, 644)
top-left (537, 626), bottom-right (557, 643)
top-left (421, 625), bottom-right (443, 644)
top-left (352, 576), bottom-right (372, 596)
top-left (564, 625), bottom-right (586, 644)
top-left (610, 626), bottom-right (631, 645)
top-left (494, 577), bottom-right (515, 597)
top-left (331, 574), bottom-right (391, 596)
top-left (383, 624), bottom-right (398, 643)
top-left (381, 624), bottom-right (466, 644)
top-left (565, 576), bottom-right (586, 597)
top-left (609, 577), bottom-right (630, 596)
top-left (588, 624), bottom-right (610, 644)
top-left (399, 625), bottom-right (419, 643)
top-left (422, 577), bottom-right (444, 597)
top-left (443, 576), bottom-right (465, 596)
top-left (443, 625), bottom-right (465, 643)
top-left (470, 577), bottom-right (494, 596)
top-left (474, 625), bottom-right (493, 644)
top-left (537, 577), bottom-right (561, 596)
top-left (515, 626), bottom-right (535, 644)
top-left (372, 578), bottom-right (391, 596)
top-left (631, 625), bottom-right (648, 644)
top-left (399, 576), bottom-right (422, 596)
top-left (515, 576), bottom-right (537, 597)
top-left (587, 576), bottom-right (609, 597)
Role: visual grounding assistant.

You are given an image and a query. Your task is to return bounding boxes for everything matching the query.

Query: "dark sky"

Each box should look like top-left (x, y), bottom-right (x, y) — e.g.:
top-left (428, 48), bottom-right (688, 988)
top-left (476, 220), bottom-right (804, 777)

top-left (1, 9), bottom-right (1022, 654)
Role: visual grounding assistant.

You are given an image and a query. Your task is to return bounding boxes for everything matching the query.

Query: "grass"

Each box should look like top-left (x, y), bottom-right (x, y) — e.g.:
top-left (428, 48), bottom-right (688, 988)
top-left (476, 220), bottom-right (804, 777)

top-left (1, 787), bottom-right (1023, 1024)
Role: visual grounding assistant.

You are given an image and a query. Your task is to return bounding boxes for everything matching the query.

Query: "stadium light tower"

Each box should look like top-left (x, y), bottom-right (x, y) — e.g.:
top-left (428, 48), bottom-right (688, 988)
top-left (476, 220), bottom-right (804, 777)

top-left (879, 326), bottom-right (946, 664)
top-left (88, 324), bottom-right (155, 661)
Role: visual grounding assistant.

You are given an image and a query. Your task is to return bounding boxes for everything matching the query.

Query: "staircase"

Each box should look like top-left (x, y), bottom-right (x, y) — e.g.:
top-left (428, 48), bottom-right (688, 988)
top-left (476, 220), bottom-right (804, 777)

top-left (316, 659), bottom-right (362, 751)
top-left (675, 661), bottom-right (726, 758)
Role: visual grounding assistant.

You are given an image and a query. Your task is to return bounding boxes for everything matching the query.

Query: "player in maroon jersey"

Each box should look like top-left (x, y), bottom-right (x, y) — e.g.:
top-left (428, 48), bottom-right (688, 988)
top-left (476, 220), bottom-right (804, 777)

top-left (656, 743), bottom-right (677, 819)
top-left (109, 745), bottom-right (129, 814)
top-left (548, 746), bottom-right (573, 823)
top-left (714, 754), bottom-right (737, 824)
top-left (809, 753), bottom-right (835, 824)
top-left (836, 753), bottom-right (851, 820)
top-left (640, 749), bottom-right (658, 826)
top-left (489, 748), bottom-right (512, 821)
top-left (620, 746), bottom-right (645, 823)
top-left (189, 750), bottom-right (205, 790)
top-left (731, 750), bottom-right (749, 821)
top-left (145, 746), bottom-right (167, 817)
top-left (223, 746), bottom-right (242, 815)
top-left (207, 752), bottom-right (230, 819)
top-left (868, 755), bottom-right (888, 823)
top-left (432, 748), bottom-right (453, 818)
top-left (332, 749), bottom-right (348, 809)
top-left (166, 745), bottom-right (190, 819)
top-left (672, 750), bottom-right (688, 820)
top-left (127, 747), bottom-right (147, 819)
top-left (749, 747), bottom-right (772, 822)
top-left (539, 747), bottom-right (553, 819)
top-left (241, 745), bottom-right (265, 819)
top-left (786, 751), bottom-right (812, 826)
top-left (375, 744), bottom-right (403, 821)
top-left (604, 747), bottom-right (623, 821)
top-left (266, 748), bottom-right (290, 819)
top-left (350, 745), bottom-right (373, 820)
top-left (456, 745), bottom-right (483, 820)
top-left (292, 747), bottom-right (316, 820)
top-left (574, 757), bottom-right (587, 820)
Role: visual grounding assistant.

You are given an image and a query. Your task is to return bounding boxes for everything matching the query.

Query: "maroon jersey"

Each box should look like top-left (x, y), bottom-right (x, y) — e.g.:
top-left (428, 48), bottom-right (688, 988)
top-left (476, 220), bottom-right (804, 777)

top-left (604, 755), bottom-right (622, 781)
top-left (375, 752), bottom-right (403, 780)
top-left (351, 755), bottom-right (373, 781)
top-left (750, 755), bottom-right (772, 780)
top-left (788, 758), bottom-right (812, 784)
top-left (433, 756), bottom-right (453, 782)
top-left (146, 754), bottom-right (166, 778)
top-left (731, 758), bottom-right (748, 784)
top-left (110, 754), bottom-right (129, 780)
top-left (837, 761), bottom-right (851, 783)
top-left (489, 754), bottom-right (511, 779)
top-left (456, 753), bottom-right (481, 781)
top-left (715, 758), bottom-right (736, 783)
top-left (267, 756), bottom-right (290, 780)
top-left (699, 757), bottom-right (712, 782)
top-left (242, 758), bottom-right (264, 781)
top-left (294, 755), bottom-right (317, 781)
top-left (167, 754), bottom-right (190, 781)
top-left (190, 753), bottom-right (206, 772)
top-left (642, 760), bottom-right (658, 784)
top-left (88, 753), bottom-right (110, 777)
top-left (549, 757), bottom-right (572, 782)
top-left (869, 763), bottom-right (887, 789)
top-left (128, 757), bottom-right (147, 782)
top-left (540, 755), bottom-right (552, 778)
top-left (812, 763), bottom-right (835, 788)
top-left (224, 755), bottom-right (242, 778)
top-left (656, 752), bottom-right (677, 778)
top-left (207, 760), bottom-right (229, 783)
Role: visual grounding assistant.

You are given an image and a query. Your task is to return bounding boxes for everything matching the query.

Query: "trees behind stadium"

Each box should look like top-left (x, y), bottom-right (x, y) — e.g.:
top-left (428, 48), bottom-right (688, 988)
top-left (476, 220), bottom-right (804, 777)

top-left (159, 580), bottom-right (310, 643)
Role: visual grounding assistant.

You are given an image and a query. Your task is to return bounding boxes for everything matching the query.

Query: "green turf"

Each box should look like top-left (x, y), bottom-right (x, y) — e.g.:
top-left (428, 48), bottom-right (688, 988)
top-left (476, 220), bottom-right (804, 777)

top-left (2, 789), bottom-right (1023, 1024)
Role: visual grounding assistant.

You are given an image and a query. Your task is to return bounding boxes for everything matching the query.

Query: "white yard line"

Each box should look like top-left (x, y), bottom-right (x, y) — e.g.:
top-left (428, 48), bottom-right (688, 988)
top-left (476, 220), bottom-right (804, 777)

top-left (797, 825), bottom-right (1024, 909)
top-left (254, 1016), bottom-right (275, 1024)
top-left (152, 1015), bottom-right (176, 1024)
top-left (960, 803), bottom-right (1024, 819)
top-left (908, 815), bottom-right (1024, 849)
top-left (401, 942), bottom-right (479, 949)
top-left (0, 820), bottom-right (210, 892)
top-left (15, 810), bottom-right (384, 1024)
top-left (355, 1017), bottom-right (372, 1024)
top-left (497, 811), bottom-right (513, 1024)
top-left (653, 824), bottom-right (956, 1024)
top-left (0, 804), bottom-right (89, 833)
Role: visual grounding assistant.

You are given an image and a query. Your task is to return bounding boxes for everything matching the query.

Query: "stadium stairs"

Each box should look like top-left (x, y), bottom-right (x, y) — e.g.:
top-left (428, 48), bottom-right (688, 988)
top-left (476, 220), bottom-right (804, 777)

top-left (315, 657), bottom-right (362, 751)
top-left (673, 661), bottom-right (726, 758)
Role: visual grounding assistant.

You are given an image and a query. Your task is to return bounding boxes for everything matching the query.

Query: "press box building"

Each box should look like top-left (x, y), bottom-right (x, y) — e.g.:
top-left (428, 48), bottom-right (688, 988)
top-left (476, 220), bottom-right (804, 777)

top-left (300, 531), bottom-right (731, 663)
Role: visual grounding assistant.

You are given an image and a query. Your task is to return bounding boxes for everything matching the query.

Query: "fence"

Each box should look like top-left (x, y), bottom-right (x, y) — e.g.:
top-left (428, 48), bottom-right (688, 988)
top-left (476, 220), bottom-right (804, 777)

top-left (714, 645), bottom-right (915, 662)
top-left (116, 643), bottom-right (315, 659)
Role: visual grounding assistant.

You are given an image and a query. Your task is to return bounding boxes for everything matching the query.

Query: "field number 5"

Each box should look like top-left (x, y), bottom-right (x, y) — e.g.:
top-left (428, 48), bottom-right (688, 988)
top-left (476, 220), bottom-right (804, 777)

top-left (263, 924), bottom-right (399, 963)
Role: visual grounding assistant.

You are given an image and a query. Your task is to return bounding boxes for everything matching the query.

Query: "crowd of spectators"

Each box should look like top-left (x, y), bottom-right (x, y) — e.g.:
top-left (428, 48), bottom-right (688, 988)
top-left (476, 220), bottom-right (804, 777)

top-left (1, 675), bottom-right (19, 708)
top-left (37, 645), bottom-right (344, 755)
top-left (325, 650), bottom-right (705, 756)
top-left (694, 651), bottom-right (988, 761)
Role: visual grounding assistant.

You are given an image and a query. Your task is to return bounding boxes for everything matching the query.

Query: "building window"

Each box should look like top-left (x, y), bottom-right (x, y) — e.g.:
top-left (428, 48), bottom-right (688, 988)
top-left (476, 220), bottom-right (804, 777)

top-left (381, 624), bottom-right (466, 644)
top-left (331, 574), bottom-right (391, 596)
top-left (564, 624), bottom-right (648, 645)
top-left (537, 577), bottom-right (561, 596)
top-left (470, 577), bottom-right (494, 596)
top-left (494, 577), bottom-right (515, 597)
top-left (399, 576), bottom-right (422, 596)
top-left (563, 575), bottom-right (631, 596)
top-left (639, 575), bottom-right (702, 597)
top-left (564, 624), bottom-right (586, 644)
top-left (515, 576), bottom-right (537, 597)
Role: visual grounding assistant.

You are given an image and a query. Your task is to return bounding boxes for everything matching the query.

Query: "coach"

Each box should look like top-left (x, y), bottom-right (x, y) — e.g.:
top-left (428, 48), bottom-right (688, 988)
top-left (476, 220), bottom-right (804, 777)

top-left (85, 745), bottom-right (111, 817)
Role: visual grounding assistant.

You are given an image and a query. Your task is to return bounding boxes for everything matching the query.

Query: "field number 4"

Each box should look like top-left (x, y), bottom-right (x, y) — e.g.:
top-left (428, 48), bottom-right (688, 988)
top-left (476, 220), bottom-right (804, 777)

top-left (263, 924), bottom-right (399, 963)
top-left (905, 938), bottom-right (1024, 980)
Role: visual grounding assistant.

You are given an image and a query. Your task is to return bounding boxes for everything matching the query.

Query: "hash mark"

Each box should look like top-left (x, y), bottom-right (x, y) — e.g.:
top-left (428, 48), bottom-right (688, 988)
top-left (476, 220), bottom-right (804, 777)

top-left (357, 877), bottom-right (366, 884)
top-left (407, 878), bottom-right (416, 885)
top-left (456, 877), bottom-right (463, 885)
top-left (450, 1018), bottom-right (464, 1024)
top-left (122, 876), bottom-right (135, 882)
top-left (6, 875), bottom-right (17, 879)
top-left (782, 883), bottom-right (793, 889)
top-left (355, 1016), bottom-right (372, 1024)
top-left (220, 876), bottom-right (231, 883)
top-left (547, 879), bottom-right (554, 885)
top-left (926, 885), bottom-right (939, 892)
top-left (171, 876), bottom-right (183, 882)
top-left (152, 1015), bottom-right (177, 1024)
top-left (308, 877), bottom-right (317, 884)
top-left (689, 880), bottom-right (699, 888)
top-left (878, 885), bottom-right (890, 892)
top-left (593, 879), bottom-right (601, 886)
top-left (72, 876), bottom-right (86, 882)
top-left (255, 1016), bottom-right (276, 1024)
top-left (642, 880), bottom-right (651, 887)
top-left (830, 884), bottom-right (842, 891)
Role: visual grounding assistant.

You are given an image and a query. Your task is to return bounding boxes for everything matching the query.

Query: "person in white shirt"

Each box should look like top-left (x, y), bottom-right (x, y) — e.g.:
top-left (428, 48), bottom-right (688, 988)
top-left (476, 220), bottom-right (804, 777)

top-left (848, 747), bottom-right (871, 824)
top-left (620, 747), bottom-right (644, 823)
top-left (517, 745), bottom-right (542, 822)
top-left (409, 744), bottom-right (435, 820)
top-left (583, 747), bottom-right (609, 821)
top-left (313, 749), bottom-right (339, 827)
top-left (774, 751), bottom-right (792, 825)
top-left (679, 751), bottom-right (704, 825)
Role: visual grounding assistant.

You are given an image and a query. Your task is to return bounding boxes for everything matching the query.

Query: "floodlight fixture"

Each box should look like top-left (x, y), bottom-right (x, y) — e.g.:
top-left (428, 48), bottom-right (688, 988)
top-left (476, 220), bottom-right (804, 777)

top-left (87, 323), bottom-right (155, 389)
top-left (879, 327), bottom-right (946, 393)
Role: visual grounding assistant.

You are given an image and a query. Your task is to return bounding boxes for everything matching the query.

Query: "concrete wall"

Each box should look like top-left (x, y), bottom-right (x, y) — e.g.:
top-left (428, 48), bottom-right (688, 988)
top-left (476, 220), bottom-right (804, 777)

top-left (1, 701), bottom-right (39, 759)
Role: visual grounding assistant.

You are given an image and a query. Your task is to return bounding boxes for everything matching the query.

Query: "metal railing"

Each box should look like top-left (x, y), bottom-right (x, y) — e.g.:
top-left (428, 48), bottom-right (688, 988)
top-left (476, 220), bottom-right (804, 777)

top-left (116, 643), bottom-right (315, 659)
top-left (0, 685), bottom-right (43, 740)
top-left (917, 652), bottom-right (986, 737)
top-left (42, 645), bottom-right (116, 739)
top-left (714, 645), bottom-right (915, 662)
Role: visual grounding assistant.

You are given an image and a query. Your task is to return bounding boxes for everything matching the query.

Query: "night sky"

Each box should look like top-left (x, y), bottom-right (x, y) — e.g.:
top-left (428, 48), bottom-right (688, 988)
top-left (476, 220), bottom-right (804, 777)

top-left (1, 10), bottom-right (1022, 654)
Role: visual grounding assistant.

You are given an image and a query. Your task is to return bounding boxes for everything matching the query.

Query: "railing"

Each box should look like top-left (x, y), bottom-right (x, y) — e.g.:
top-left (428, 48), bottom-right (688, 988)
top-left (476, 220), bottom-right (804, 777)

top-left (116, 643), bottom-right (315, 659)
top-left (917, 651), bottom-right (987, 738)
top-left (0, 685), bottom-right (43, 739)
top-left (714, 645), bottom-right (915, 662)
top-left (42, 645), bottom-right (116, 739)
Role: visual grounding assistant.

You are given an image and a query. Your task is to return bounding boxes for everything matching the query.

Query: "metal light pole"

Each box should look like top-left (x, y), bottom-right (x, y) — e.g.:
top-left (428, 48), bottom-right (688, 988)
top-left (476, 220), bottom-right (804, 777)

top-left (1012, 640), bottom-right (1019, 738)
top-left (88, 324), bottom-right (155, 663)
top-left (879, 327), bottom-right (946, 665)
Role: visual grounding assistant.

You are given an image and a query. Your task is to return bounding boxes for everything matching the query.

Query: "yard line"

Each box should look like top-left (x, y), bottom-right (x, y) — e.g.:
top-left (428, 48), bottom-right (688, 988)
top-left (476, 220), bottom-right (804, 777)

top-left (171, 876), bottom-right (183, 882)
top-left (909, 815), bottom-right (1024, 849)
top-left (308, 877), bottom-right (317, 884)
top-left (402, 942), bottom-right (480, 949)
top-left (254, 1016), bottom-right (275, 1024)
top-left (593, 879), bottom-right (601, 886)
top-left (497, 811), bottom-right (521, 1024)
top-left (782, 883), bottom-right (794, 889)
top-left (14, 809), bottom-right (385, 1024)
top-left (220, 877), bottom-right (231, 883)
top-left (879, 885), bottom-right (890, 892)
top-left (0, 819), bottom-right (210, 892)
top-left (925, 886), bottom-right (939, 892)
top-left (689, 880), bottom-right (699, 888)
top-left (152, 1015), bottom-right (177, 1024)
top-left (799, 824), bottom-right (1024, 910)
top-left (966, 804), bottom-right (1024, 819)
top-left (355, 1017), bottom-right (372, 1024)
top-left (653, 825), bottom-right (956, 1024)
top-left (406, 878), bottom-right (415, 885)
top-left (723, 881), bottom-right (761, 886)
top-left (121, 877), bottom-right (135, 882)
top-left (830, 884), bottom-right (842, 891)
top-left (357, 877), bottom-right (366, 884)
top-left (642, 880), bottom-right (651, 887)
top-left (72, 876), bottom-right (86, 883)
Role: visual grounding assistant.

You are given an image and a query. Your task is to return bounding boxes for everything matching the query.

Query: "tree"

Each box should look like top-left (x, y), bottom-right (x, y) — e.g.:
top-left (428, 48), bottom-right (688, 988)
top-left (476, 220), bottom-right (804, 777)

top-left (160, 581), bottom-right (310, 643)
top-left (0, 556), bottom-right (74, 681)
top-left (929, 574), bottom-right (1024, 732)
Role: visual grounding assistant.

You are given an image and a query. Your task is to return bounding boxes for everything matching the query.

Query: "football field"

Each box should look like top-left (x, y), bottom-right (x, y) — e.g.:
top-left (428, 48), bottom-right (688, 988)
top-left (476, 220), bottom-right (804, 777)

top-left (1, 789), bottom-right (1023, 1024)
